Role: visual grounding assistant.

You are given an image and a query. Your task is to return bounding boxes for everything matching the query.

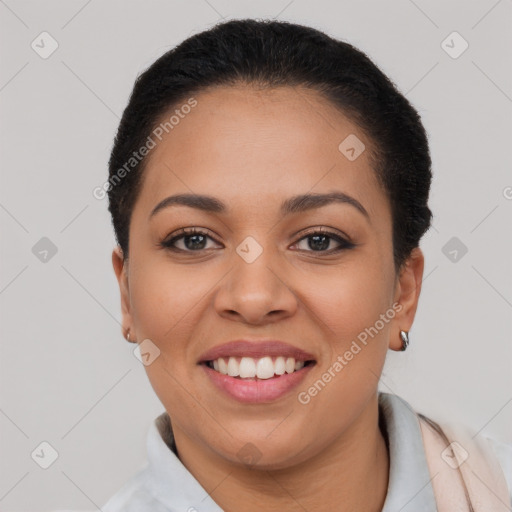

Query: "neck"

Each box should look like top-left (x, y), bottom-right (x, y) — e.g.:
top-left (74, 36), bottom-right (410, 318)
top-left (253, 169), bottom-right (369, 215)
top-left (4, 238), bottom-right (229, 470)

top-left (171, 393), bottom-right (389, 512)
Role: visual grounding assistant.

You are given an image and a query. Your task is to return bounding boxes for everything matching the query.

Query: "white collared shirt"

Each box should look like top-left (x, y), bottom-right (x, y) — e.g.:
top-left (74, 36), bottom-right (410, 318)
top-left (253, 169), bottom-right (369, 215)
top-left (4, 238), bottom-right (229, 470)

top-left (99, 392), bottom-right (512, 512)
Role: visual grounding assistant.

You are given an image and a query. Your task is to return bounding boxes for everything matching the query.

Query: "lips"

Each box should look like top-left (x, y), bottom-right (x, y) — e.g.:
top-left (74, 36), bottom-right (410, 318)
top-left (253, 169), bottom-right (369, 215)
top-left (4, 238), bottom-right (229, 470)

top-left (197, 339), bottom-right (317, 403)
top-left (197, 339), bottom-right (316, 363)
top-left (201, 362), bottom-right (315, 403)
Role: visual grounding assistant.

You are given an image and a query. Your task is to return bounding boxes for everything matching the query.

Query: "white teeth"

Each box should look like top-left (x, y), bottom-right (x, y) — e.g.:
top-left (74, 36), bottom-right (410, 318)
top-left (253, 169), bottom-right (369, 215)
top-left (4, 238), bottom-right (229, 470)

top-left (285, 357), bottom-right (295, 374)
top-left (227, 356), bottom-right (239, 377)
top-left (239, 357), bottom-right (256, 378)
top-left (274, 356), bottom-right (286, 375)
top-left (218, 357), bottom-right (228, 374)
top-left (209, 356), bottom-right (309, 378)
top-left (256, 356), bottom-right (275, 379)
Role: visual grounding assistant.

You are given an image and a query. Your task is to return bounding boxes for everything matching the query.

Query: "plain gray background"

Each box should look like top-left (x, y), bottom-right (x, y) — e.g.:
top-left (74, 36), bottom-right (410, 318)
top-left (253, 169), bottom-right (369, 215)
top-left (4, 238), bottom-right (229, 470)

top-left (1, 0), bottom-right (511, 510)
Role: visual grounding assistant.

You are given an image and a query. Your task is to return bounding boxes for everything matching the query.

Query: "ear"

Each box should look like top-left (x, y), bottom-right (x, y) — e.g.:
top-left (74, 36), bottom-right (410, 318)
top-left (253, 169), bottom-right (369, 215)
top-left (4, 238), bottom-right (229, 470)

top-left (389, 247), bottom-right (425, 351)
top-left (112, 245), bottom-right (133, 341)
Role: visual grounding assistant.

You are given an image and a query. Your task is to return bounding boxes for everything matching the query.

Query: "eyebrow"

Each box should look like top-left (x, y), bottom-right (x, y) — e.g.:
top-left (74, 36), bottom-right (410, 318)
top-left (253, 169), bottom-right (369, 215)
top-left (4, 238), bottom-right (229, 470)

top-left (149, 191), bottom-right (370, 220)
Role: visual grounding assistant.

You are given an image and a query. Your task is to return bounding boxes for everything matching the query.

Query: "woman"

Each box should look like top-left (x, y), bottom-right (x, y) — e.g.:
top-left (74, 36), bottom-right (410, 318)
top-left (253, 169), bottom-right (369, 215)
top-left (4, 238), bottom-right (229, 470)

top-left (104, 19), bottom-right (511, 511)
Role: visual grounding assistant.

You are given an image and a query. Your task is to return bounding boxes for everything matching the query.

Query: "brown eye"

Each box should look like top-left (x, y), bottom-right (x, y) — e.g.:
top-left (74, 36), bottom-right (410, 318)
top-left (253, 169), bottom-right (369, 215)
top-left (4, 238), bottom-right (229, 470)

top-left (293, 229), bottom-right (355, 254)
top-left (160, 228), bottom-right (221, 252)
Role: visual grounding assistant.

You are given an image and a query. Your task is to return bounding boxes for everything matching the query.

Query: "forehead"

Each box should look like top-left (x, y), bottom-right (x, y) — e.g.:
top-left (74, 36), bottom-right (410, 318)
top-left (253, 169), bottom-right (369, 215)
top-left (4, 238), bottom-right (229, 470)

top-left (134, 85), bottom-right (386, 221)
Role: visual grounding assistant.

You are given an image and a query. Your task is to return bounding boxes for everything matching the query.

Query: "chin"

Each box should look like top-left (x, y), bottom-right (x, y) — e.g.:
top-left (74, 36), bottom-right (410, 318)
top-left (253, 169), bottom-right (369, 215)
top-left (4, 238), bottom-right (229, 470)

top-left (214, 434), bottom-right (315, 471)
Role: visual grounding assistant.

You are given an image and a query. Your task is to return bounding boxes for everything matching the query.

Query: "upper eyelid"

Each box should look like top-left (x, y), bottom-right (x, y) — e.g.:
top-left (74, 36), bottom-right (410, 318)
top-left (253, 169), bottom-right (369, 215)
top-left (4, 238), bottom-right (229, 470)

top-left (295, 226), bottom-right (352, 242)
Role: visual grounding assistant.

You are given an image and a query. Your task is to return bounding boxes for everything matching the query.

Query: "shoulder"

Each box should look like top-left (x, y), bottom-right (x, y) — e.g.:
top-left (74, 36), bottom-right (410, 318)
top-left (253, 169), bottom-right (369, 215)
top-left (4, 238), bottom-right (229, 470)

top-left (414, 402), bottom-right (512, 508)
top-left (379, 392), bottom-right (512, 508)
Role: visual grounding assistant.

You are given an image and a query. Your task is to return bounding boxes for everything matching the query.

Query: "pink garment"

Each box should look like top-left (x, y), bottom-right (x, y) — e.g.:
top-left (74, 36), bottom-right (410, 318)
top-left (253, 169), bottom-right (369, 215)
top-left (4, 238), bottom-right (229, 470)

top-left (420, 416), bottom-right (510, 511)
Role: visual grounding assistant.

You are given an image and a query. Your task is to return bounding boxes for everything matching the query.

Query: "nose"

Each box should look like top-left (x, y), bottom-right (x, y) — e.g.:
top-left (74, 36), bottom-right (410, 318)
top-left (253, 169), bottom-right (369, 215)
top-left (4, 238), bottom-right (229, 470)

top-left (213, 244), bottom-right (298, 325)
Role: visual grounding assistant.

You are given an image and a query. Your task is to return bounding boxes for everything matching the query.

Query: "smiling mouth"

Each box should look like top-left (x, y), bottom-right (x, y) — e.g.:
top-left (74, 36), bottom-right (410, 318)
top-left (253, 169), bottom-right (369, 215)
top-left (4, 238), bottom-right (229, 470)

top-left (202, 356), bottom-right (316, 380)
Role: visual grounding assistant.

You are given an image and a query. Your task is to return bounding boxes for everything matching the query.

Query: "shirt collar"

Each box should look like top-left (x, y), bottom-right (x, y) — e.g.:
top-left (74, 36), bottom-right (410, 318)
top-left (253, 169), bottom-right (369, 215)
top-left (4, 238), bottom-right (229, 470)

top-left (145, 413), bottom-right (224, 511)
top-left (379, 392), bottom-right (437, 511)
top-left (145, 392), bottom-right (437, 511)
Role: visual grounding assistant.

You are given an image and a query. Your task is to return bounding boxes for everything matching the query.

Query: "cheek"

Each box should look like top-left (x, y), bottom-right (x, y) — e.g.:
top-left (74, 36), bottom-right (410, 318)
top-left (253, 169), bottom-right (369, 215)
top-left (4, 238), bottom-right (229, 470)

top-left (304, 256), bottom-right (394, 343)
top-left (296, 265), bottom-right (393, 426)
top-left (128, 260), bottom-right (210, 414)
top-left (128, 258), bottom-right (208, 359)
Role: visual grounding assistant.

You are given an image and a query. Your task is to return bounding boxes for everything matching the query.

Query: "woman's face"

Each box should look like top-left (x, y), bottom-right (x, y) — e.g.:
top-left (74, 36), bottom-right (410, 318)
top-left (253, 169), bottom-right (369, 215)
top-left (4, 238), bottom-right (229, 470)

top-left (113, 85), bottom-right (423, 468)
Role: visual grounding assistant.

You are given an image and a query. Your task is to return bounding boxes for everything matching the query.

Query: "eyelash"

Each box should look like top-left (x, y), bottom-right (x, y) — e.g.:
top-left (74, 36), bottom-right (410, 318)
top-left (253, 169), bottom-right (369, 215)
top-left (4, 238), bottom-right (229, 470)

top-left (159, 227), bottom-right (356, 255)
